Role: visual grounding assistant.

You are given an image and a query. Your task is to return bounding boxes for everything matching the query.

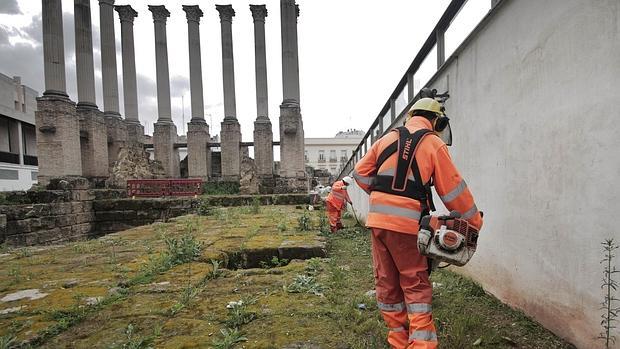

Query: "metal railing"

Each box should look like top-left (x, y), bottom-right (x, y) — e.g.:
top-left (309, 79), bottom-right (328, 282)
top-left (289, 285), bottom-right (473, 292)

top-left (336, 0), bottom-right (498, 180)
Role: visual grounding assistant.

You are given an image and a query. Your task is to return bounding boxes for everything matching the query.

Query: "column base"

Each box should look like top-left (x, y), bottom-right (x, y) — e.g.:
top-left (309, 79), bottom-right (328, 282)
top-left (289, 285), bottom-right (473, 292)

top-left (35, 95), bottom-right (83, 185)
top-left (187, 120), bottom-right (210, 180)
top-left (125, 120), bottom-right (145, 145)
top-left (220, 118), bottom-right (241, 180)
top-left (279, 102), bottom-right (305, 178)
top-left (78, 108), bottom-right (109, 178)
top-left (153, 121), bottom-right (180, 178)
top-left (253, 118), bottom-right (274, 177)
top-left (105, 115), bottom-right (128, 170)
top-left (274, 175), bottom-right (310, 194)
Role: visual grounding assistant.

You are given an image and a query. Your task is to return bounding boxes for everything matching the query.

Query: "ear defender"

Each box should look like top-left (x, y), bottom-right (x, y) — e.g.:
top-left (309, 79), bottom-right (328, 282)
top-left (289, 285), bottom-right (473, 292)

top-left (434, 115), bottom-right (450, 132)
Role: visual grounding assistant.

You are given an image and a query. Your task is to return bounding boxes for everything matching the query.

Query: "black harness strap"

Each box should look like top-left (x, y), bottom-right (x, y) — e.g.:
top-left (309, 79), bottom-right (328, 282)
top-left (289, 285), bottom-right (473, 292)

top-left (373, 127), bottom-right (436, 212)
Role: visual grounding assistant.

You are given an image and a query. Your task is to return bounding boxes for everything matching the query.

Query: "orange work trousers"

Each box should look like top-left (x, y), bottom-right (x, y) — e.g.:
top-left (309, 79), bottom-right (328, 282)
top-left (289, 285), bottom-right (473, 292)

top-left (371, 228), bottom-right (437, 349)
top-left (326, 201), bottom-right (343, 232)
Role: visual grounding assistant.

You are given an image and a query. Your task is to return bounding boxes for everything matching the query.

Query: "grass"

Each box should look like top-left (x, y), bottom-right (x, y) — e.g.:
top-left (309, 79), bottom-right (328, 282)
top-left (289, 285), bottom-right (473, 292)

top-left (0, 206), bottom-right (574, 348)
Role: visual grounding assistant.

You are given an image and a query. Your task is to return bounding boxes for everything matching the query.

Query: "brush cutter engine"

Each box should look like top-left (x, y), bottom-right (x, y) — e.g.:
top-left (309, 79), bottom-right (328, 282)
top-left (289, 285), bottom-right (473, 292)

top-left (417, 211), bottom-right (479, 267)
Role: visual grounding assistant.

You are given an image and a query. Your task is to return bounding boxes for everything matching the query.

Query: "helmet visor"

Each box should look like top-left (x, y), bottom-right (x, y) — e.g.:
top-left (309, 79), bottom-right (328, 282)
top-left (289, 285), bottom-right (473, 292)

top-left (437, 122), bottom-right (452, 146)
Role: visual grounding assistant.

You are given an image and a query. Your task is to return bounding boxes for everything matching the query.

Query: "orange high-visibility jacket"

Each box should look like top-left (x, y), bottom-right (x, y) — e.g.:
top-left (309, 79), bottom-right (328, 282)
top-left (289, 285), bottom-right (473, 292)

top-left (326, 180), bottom-right (351, 210)
top-left (353, 116), bottom-right (483, 234)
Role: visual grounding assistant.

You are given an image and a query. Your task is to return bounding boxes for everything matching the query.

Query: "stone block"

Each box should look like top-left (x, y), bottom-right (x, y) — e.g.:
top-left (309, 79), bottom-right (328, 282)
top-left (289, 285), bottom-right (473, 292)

top-left (72, 223), bottom-right (93, 237)
top-left (279, 103), bottom-right (305, 179)
top-left (125, 121), bottom-right (145, 145)
top-left (36, 96), bottom-right (83, 184)
top-left (253, 119), bottom-right (274, 177)
top-left (0, 214), bottom-right (6, 243)
top-left (54, 214), bottom-right (77, 227)
top-left (153, 122), bottom-right (180, 178)
top-left (187, 121), bottom-right (210, 179)
top-left (78, 108), bottom-right (109, 178)
top-left (105, 116), bottom-right (128, 169)
top-left (71, 190), bottom-right (96, 202)
top-left (49, 203), bottom-right (73, 216)
top-left (75, 212), bottom-right (95, 224)
top-left (220, 119), bottom-right (241, 181)
top-left (47, 177), bottom-right (91, 190)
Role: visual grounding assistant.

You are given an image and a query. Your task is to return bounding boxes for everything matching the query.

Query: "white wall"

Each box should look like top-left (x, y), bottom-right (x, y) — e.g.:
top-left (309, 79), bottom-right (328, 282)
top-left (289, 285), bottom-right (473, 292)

top-left (347, 0), bottom-right (620, 347)
top-left (0, 163), bottom-right (37, 191)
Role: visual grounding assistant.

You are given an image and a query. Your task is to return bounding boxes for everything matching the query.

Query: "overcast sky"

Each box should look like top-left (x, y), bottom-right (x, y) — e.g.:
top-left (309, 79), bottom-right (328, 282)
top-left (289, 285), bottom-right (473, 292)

top-left (0, 0), bottom-right (490, 140)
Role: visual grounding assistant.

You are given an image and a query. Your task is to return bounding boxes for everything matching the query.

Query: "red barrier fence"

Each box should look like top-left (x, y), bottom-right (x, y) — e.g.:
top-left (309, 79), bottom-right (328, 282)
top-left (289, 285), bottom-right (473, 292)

top-left (127, 179), bottom-right (203, 198)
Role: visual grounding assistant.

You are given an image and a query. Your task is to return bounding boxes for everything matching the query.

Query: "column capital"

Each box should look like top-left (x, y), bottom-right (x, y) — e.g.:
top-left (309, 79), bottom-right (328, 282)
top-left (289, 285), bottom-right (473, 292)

top-left (115, 5), bottom-right (137, 23)
top-left (216, 4), bottom-right (235, 22)
top-left (182, 5), bottom-right (203, 23)
top-left (148, 5), bottom-right (170, 23)
top-left (250, 4), bottom-right (267, 22)
top-left (99, 0), bottom-right (114, 6)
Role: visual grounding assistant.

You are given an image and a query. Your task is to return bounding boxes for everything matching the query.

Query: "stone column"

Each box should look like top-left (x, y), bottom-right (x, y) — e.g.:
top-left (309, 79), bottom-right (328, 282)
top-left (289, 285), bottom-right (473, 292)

top-left (216, 4), bottom-right (241, 181)
top-left (75, 0), bottom-right (108, 178)
top-left (251, 5), bottom-right (274, 182)
top-left (99, 0), bottom-right (127, 169)
top-left (115, 5), bottom-right (144, 143)
top-left (149, 5), bottom-right (179, 177)
top-left (37, 0), bottom-right (82, 184)
top-left (183, 5), bottom-right (210, 180)
top-left (278, 0), bottom-right (306, 190)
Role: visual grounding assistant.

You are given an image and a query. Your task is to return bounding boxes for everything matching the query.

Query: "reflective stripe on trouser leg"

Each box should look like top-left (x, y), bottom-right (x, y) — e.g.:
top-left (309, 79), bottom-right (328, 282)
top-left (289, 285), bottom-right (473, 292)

top-left (381, 308), bottom-right (409, 349)
top-left (407, 312), bottom-right (437, 349)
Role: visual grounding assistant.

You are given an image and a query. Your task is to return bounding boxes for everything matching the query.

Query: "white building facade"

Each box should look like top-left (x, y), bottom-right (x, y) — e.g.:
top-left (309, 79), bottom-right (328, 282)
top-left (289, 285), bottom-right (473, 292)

top-left (0, 74), bottom-right (38, 191)
top-left (305, 130), bottom-right (363, 177)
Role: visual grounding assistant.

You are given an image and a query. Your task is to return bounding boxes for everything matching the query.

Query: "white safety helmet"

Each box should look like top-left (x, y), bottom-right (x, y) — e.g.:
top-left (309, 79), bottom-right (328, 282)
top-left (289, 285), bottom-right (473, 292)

top-left (342, 176), bottom-right (353, 186)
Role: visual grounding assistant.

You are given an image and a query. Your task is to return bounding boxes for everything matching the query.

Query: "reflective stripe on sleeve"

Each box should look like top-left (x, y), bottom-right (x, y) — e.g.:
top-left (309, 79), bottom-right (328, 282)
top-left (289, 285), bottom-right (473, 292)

top-left (407, 303), bottom-right (432, 313)
top-left (440, 180), bottom-right (467, 203)
top-left (369, 204), bottom-right (421, 221)
top-left (461, 204), bottom-right (478, 219)
top-left (352, 171), bottom-right (374, 185)
top-left (389, 326), bottom-right (407, 333)
top-left (377, 301), bottom-right (406, 312)
top-left (409, 330), bottom-right (438, 342)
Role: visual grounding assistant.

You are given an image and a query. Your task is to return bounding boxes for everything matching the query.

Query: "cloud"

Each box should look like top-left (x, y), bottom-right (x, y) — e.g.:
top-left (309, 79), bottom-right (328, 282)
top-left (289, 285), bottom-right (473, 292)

top-left (0, 0), bottom-right (20, 15)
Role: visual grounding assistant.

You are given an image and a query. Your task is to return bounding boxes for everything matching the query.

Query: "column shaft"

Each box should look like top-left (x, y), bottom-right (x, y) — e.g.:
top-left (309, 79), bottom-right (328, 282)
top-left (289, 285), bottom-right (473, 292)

top-left (115, 6), bottom-right (139, 123)
top-left (99, 0), bottom-right (120, 117)
top-left (149, 5), bottom-right (172, 122)
top-left (280, 0), bottom-right (300, 103)
top-left (217, 5), bottom-right (237, 119)
top-left (42, 0), bottom-right (67, 97)
top-left (74, 0), bottom-right (97, 109)
top-left (184, 5), bottom-right (210, 179)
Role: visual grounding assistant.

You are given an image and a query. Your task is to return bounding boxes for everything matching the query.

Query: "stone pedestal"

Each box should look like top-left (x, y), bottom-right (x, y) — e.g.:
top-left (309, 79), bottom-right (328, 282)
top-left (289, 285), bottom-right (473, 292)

top-left (125, 120), bottom-right (144, 145)
top-left (105, 116), bottom-right (127, 169)
top-left (153, 122), bottom-right (179, 177)
top-left (254, 119), bottom-right (273, 177)
top-left (275, 176), bottom-right (309, 194)
top-left (220, 119), bottom-right (241, 181)
top-left (279, 101), bottom-right (306, 178)
top-left (78, 107), bottom-right (109, 178)
top-left (187, 120), bottom-right (210, 179)
top-left (36, 96), bottom-right (82, 185)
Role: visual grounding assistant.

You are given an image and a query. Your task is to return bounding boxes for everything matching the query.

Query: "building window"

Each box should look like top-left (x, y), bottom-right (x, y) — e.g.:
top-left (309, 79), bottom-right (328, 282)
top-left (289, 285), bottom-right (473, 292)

top-left (329, 150), bottom-right (336, 162)
top-left (341, 150), bottom-right (348, 161)
top-left (318, 150), bottom-right (325, 162)
top-left (304, 150), bottom-right (308, 162)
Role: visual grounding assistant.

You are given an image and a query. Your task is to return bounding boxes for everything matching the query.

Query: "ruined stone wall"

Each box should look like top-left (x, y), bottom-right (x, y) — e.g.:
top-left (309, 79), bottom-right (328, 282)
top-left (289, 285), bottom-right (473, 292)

top-left (0, 188), bottom-right (311, 247)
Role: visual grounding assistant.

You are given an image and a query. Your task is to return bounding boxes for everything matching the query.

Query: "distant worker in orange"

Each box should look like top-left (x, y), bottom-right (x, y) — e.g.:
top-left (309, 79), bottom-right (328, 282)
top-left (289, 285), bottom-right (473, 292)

top-left (353, 94), bottom-right (483, 349)
top-left (325, 176), bottom-right (353, 232)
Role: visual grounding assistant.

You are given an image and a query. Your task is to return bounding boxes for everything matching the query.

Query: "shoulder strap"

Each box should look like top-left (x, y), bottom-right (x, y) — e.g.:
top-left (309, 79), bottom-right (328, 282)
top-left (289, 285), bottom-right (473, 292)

top-left (392, 128), bottom-right (431, 191)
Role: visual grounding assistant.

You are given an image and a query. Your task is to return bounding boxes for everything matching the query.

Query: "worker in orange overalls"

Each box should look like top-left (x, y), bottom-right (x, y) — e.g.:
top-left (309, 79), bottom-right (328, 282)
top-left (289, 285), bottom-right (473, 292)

top-left (325, 176), bottom-right (353, 232)
top-left (353, 95), bottom-right (483, 349)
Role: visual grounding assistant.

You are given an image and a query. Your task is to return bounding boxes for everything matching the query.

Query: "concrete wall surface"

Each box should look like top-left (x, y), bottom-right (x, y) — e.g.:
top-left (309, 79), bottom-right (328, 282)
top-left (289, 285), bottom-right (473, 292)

top-left (347, 0), bottom-right (620, 347)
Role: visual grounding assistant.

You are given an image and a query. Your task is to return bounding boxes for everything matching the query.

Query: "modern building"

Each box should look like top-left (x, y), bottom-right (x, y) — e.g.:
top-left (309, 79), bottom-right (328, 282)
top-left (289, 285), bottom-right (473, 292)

top-left (0, 74), bottom-right (38, 191)
top-left (304, 129), bottom-right (364, 181)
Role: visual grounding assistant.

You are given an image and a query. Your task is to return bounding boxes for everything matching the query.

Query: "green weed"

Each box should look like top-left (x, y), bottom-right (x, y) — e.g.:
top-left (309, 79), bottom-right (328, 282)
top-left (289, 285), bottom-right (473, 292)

top-left (286, 274), bottom-right (325, 296)
top-left (599, 238), bottom-right (619, 348)
top-left (297, 211), bottom-right (311, 231)
top-left (259, 256), bottom-right (288, 269)
top-left (224, 299), bottom-right (256, 329)
top-left (211, 328), bottom-right (247, 349)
